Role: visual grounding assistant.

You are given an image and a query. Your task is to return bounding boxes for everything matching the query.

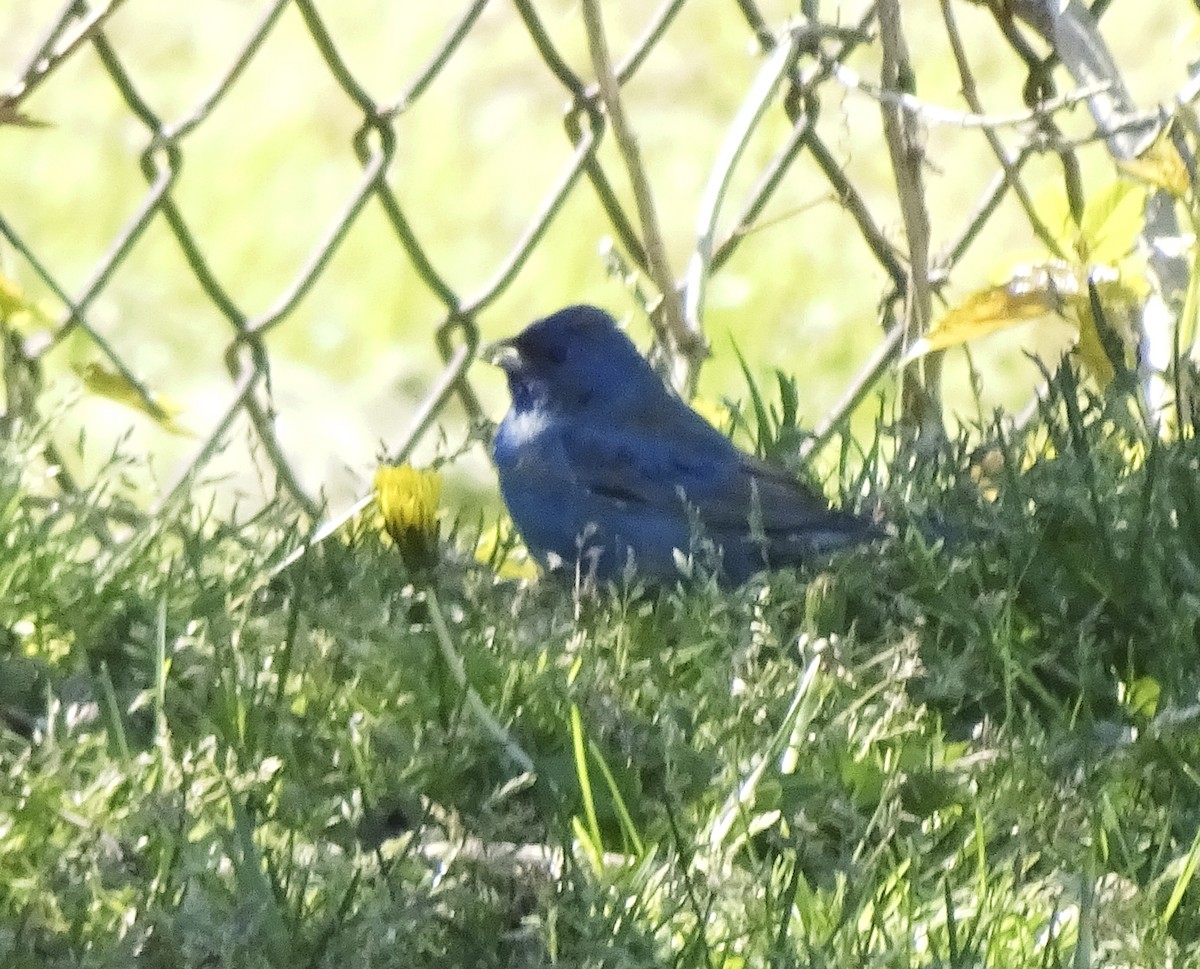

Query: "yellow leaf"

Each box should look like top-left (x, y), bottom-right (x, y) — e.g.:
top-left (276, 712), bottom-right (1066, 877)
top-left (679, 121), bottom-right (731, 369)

top-left (1070, 276), bottom-right (1144, 388)
top-left (902, 262), bottom-right (1085, 362)
top-left (0, 274), bottom-right (26, 316)
top-left (969, 447), bottom-right (1005, 503)
top-left (906, 263), bottom-right (1147, 390)
top-left (0, 272), bottom-right (54, 329)
top-left (73, 362), bottom-right (192, 435)
top-left (1074, 307), bottom-right (1116, 387)
top-left (1120, 131), bottom-right (1191, 199)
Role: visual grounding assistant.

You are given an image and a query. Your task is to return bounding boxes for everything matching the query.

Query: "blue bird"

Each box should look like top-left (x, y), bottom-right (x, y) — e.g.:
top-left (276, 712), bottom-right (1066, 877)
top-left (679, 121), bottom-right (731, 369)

top-left (491, 305), bottom-right (880, 586)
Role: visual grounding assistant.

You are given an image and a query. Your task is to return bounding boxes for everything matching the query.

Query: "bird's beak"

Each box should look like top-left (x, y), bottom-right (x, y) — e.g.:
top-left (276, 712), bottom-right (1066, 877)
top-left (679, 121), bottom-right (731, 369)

top-left (482, 338), bottom-right (521, 373)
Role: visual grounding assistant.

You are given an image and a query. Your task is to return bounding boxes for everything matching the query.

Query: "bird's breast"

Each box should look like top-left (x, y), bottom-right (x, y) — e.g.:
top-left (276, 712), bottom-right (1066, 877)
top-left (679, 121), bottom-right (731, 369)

top-left (494, 408), bottom-right (553, 469)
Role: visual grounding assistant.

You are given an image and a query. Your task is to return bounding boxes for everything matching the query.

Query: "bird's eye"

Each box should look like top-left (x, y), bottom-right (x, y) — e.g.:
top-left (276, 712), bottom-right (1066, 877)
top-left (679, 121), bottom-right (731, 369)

top-left (516, 336), bottom-right (567, 366)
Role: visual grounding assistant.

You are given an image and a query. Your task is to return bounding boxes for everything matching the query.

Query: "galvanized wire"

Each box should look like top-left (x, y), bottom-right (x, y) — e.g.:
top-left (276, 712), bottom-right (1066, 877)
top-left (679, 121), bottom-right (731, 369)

top-left (0, 0), bottom-right (1176, 523)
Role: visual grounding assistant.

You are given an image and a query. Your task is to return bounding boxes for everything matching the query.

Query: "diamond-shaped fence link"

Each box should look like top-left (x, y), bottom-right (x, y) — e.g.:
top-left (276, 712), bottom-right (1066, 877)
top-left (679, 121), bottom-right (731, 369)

top-left (0, 0), bottom-right (1190, 527)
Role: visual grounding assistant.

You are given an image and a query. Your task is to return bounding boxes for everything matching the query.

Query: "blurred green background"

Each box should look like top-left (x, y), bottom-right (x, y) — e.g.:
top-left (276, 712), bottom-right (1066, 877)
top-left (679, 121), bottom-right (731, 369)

top-left (1, 0), bottom-right (1193, 513)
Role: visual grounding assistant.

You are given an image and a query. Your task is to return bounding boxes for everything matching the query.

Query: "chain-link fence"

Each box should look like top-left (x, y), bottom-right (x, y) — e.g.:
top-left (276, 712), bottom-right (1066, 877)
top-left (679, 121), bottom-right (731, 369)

top-left (1, 0), bottom-right (1195, 525)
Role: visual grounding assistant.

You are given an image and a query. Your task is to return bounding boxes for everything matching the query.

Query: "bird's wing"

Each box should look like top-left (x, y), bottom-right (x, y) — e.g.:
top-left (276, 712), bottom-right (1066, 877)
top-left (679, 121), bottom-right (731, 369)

top-left (560, 402), bottom-right (856, 538)
top-left (724, 452), bottom-right (855, 533)
top-left (558, 420), bottom-right (708, 514)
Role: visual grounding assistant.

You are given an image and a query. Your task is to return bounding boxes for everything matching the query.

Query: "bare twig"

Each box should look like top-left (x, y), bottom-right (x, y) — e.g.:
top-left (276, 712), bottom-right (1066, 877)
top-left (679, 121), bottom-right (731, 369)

top-left (2, 0), bottom-right (129, 110)
top-left (806, 134), bottom-right (907, 295)
top-left (877, 0), bottom-right (940, 438)
top-left (1005, 0), bottom-right (1158, 160)
top-left (579, 0), bottom-right (700, 391)
top-left (939, 0), bottom-right (1066, 259)
top-left (426, 587), bottom-right (535, 775)
top-left (830, 60), bottom-right (1110, 131)
top-left (800, 322), bottom-right (909, 461)
top-left (684, 29), bottom-right (802, 360)
top-left (418, 836), bottom-right (630, 877)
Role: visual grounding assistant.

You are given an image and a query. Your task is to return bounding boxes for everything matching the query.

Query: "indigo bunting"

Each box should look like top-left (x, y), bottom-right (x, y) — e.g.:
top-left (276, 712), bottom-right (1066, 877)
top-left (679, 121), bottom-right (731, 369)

top-left (491, 305), bottom-right (880, 585)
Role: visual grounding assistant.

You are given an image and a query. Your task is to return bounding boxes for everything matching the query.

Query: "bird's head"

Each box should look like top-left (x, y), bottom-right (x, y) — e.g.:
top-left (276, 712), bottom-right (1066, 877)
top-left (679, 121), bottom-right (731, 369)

top-left (489, 305), bottom-right (660, 413)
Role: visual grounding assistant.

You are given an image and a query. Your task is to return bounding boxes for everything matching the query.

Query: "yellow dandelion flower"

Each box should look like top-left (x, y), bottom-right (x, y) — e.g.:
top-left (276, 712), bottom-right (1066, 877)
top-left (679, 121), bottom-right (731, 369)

top-left (374, 464), bottom-right (442, 569)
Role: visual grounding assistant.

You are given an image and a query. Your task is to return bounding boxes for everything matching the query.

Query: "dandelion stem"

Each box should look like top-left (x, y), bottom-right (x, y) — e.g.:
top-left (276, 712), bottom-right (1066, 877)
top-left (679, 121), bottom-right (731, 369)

top-left (426, 586), bottom-right (536, 775)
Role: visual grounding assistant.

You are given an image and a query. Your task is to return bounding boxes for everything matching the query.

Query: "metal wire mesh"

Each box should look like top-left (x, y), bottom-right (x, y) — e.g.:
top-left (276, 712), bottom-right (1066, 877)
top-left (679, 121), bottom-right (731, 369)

top-left (0, 0), bottom-right (1190, 523)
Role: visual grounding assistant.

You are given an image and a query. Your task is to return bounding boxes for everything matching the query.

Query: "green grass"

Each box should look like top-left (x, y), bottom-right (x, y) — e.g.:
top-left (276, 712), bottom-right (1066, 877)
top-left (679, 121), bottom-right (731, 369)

top-left (2, 366), bottom-right (1200, 968)
top-left (4, 4), bottom-right (1200, 963)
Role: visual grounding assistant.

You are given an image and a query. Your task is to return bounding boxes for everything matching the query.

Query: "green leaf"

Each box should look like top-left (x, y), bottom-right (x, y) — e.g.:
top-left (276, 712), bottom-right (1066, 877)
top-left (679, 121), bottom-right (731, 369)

top-left (1077, 180), bottom-right (1147, 264)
